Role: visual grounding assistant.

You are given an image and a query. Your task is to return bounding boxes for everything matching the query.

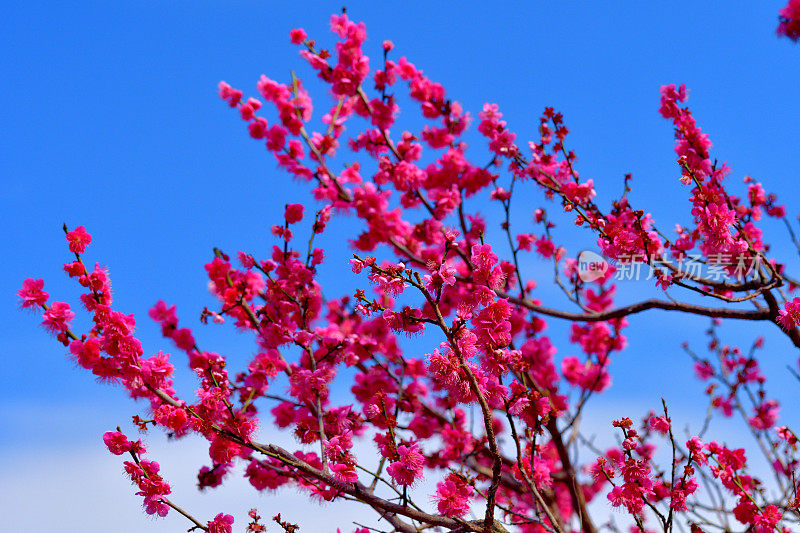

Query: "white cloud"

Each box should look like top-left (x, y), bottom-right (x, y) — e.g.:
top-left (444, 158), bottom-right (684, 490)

top-left (0, 407), bottom-right (375, 532)
top-left (1, 397), bottom-right (791, 532)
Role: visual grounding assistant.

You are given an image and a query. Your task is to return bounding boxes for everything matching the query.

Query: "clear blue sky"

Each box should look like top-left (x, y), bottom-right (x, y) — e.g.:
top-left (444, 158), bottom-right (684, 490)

top-left (2, 2), bottom-right (799, 531)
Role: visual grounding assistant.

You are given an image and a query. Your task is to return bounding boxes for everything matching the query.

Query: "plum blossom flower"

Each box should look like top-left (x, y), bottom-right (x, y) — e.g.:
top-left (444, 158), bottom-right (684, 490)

top-left (386, 444), bottom-right (424, 486)
top-left (776, 426), bottom-right (798, 447)
top-left (749, 400), bottom-right (780, 430)
top-left (208, 513), bottom-right (235, 533)
top-left (754, 505), bottom-right (781, 532)
top-left (42, 301), bottom-right (74, 333)
top-left (434, 473), bottom-right (473, 517)
top-left (670, 477), bottom-right (698, 511)
top-left (103, 431), bottom-right (133, 455)
top-left (65, 225), bottom-right (92, 254)
top-left (18, 278), bottom-right (48, 308)
top-left (285, 203), bottom-right (305, 224)
top-left (649, 415), bottom-right (671, 435)
top-left (778, 0), bottom-right (800, 41)
top-left (778, 298), bottom-right (800, 330)
top-left (218, 81), bottom-right (242, 107)
top-left (289, 28), bottom-right (307, 44)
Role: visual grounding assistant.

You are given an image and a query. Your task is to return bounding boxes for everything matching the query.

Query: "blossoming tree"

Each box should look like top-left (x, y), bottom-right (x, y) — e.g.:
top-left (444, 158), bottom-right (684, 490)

top-left (20, 5), bottom-right (800, 533)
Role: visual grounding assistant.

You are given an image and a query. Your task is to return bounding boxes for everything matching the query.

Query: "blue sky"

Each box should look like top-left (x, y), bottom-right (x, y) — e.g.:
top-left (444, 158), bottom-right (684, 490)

top-left (2, 1), bottom-right (799, 531)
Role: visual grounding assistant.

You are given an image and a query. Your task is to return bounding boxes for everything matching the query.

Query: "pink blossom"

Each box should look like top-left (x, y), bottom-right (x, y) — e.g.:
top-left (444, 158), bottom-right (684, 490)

top-left (749, 400), bottom-right (779, 430)
top-left (66, 225), bottom-right (92, 253)
top-left (686, 436), bottom-right (708, 465)
top-left (471, 299), bottom-right (512, 349)
top-left (153, 404), bottom-right (188, 433)
top-left (754, 505), bottom-right (781, 532)
top-left (70, 338), bottom-right (101, 369)
top-left (284, 203), bottom-right (305, 224)
top-left (386, 444), bottom-right (424, 486)
top-left (18, 278), bottom-right (48, 308)
top-left (778, 297), bottom-right (800, 330)
top-left (331, 462), bottom-right (359, 482)
top-left (42, 301), bottom-right (74, 333)
top-left (694, 360), bottom-right (714, 380)
top-left (245, 459), bottom-right (288, 491)
top-left (149, 300), bottom-right (177, 326)
top-left (218, 81), bottom-right (242, 107)
top-left (208, 513), bottom-right (235, 533)
top-left (434, 473), bottom-right (473, 517)
top-left (776, 426), bottom-right (798, 447)
top-left (561, 355), bottom-right (611, 392)
top-left (248, 117), bottom-right (268, 139)
top-left (712, 395), bottom-right (734, 417)
top-left (324, 432), bottom-right (354, 459)
top-left (607, 458), bottom-right (655, 514)
top-left (778, 0), bottom-right (800, 41)
top-left (103, 431), bottom-right (133, 455)
top-left (289, 28), bottom-right (307, 44)
top-left (670, 477), bottom-right (698, 511)
top-left (172, 327), bottom-right (195, 350)
top-left (649, 415), bottom-right (671, 435)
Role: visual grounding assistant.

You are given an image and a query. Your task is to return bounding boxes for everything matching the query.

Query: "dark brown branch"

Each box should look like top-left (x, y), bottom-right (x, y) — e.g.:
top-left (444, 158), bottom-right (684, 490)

top-left (501, 293), bottom-right (773, 323)
top-left (545, 418), bottom-right (597, 533)
top-left (388, 236), bottom-right (773, 324)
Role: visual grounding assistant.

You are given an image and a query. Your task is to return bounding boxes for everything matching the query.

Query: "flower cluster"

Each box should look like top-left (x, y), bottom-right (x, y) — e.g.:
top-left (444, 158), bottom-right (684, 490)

top-left (103, 431), bottom-right (173, 518)
top-left (778, 0), bottom-right (800, 41)
top-left (20, 10), bottom-right (800, 533)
